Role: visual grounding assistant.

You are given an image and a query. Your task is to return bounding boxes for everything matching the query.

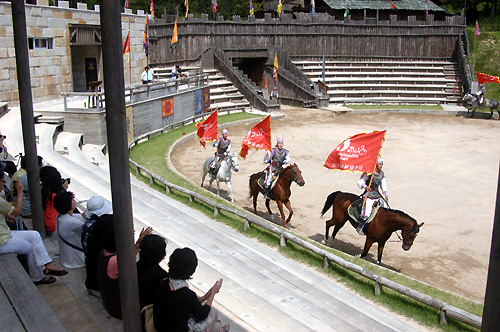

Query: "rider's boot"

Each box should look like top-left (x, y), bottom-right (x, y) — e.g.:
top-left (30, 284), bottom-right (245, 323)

top-left (262, 185), bottom-right (270, 199)
top-left (356, 217), bottom-right (366, 236)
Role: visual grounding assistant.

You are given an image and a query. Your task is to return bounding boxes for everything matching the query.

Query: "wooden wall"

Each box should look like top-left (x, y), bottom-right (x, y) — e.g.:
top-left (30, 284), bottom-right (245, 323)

top-left (149, 12), bottom-right (466, 66)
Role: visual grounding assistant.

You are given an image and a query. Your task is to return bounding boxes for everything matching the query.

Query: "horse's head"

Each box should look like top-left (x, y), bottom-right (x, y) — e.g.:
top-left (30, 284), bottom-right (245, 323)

top-left (401, 221), bottom-right (424, 251)
top-left (228, 154), bottom-right (239, 172)
top-left (289, 163), bottom-right (305, 187)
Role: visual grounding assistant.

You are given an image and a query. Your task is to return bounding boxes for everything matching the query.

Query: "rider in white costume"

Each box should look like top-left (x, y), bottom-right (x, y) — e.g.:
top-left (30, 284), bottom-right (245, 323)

top-left (475, 84), bottom-right (486, 105)
top-left (262, 137), bottom-right (290, 197)
top-left (356, 156), bottom-right (388, 235)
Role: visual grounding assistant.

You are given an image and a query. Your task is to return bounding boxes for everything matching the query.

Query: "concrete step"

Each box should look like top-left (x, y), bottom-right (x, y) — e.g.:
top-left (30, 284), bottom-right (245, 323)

top-left (210, 93), bottom-right (246, 103)
top-left (330, 96), bottom-right (458, 104)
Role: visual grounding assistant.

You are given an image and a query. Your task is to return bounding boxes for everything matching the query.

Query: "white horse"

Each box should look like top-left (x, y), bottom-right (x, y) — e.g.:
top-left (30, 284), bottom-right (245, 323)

top-left (462, 93), bottom-right (500, 119)
top-left (201, 154), bottom-right (239, 202)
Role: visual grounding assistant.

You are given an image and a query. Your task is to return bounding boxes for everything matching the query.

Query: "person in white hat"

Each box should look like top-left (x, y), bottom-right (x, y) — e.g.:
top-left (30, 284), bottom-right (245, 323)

top-left (209, 129), bottom-right (231, 176)
top-left (262, 137), bottom-right (290, 197)
top-left (475, 83), bottom-right (486, 105)
top-left (356, 156), bottom-right (388, 235)
top-left (82, 196), bottom-right (112, 254)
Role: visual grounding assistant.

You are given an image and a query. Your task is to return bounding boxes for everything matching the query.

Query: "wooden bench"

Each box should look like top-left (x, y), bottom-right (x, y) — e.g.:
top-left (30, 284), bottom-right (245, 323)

top-left (0, 254), bottom-right (67, 332)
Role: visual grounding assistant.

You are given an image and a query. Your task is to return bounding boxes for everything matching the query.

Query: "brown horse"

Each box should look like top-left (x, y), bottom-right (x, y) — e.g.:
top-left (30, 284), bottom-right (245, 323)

top-left (249, 163), bottom-right (305, 228)
top-left (320, 191), bottom-right (424, 265)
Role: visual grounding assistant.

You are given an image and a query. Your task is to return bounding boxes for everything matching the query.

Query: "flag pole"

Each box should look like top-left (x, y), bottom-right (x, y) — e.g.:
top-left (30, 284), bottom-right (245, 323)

top-left (360, 130), bottom-right (387, 216)
top-left (128, 19), bottom-right (131, 87)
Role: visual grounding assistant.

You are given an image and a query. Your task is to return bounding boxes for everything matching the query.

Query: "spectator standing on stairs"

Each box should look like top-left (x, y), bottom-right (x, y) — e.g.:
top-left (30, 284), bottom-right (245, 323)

top-left (142, 66), bottom-right (149, 84)
top-left (148, 65), bottom-right (155, 83)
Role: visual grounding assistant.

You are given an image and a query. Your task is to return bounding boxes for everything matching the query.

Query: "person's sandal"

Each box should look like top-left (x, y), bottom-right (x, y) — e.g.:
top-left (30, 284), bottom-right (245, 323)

top-left (34, 276), bottom-right (56, 285)
top-left (222, 324), bottom-right (230, 332)
top-left (43, 268), bottom-right (68, 276)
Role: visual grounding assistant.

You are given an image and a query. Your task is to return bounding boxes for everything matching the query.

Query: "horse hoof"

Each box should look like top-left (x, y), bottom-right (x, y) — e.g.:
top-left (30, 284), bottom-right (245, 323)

top-left (355, 254), bottom-right (361, 258)
top-left (376, 261), bottom-right (381, 265)
top-left (321, 239), bottom-right (326, 245)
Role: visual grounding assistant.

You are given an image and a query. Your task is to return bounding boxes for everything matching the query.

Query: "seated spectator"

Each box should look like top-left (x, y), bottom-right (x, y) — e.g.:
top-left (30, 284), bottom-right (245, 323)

top-left (153, 247), bottom-right (229, 332)
top-left (85, 212), bottom-right (114, 298)
top-left (54, 191), bottom-right (85, 268)
top-left (13, 155), bottom-right (43, 218)
top-left (0, 171), bottom-right (67, 285)
top-left (97, 215), bottom-right (152, 318)
top-left (40, 166), bottom-right (66, 234)
top-left (137, 234), bottom-right (168, 310)
top-left (0, 160), bottom-right (17, 202)
top-left (82, 196), bottom-right (112, 254)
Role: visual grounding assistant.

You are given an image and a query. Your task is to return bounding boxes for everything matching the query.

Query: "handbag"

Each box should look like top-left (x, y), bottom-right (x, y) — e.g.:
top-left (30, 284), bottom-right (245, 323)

top-left (141, 304), bottom-right (156, 332)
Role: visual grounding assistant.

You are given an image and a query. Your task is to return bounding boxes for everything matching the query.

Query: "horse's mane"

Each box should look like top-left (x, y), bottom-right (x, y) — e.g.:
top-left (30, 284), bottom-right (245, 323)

top-left (278, 163), bottom-right (295, 176)
top-left (383, 208), bottom-right (417, 224)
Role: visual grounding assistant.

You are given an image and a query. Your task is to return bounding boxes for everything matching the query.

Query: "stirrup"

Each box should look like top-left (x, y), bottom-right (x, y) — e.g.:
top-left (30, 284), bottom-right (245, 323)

top-left (356, 220), bottom-right (365, 235)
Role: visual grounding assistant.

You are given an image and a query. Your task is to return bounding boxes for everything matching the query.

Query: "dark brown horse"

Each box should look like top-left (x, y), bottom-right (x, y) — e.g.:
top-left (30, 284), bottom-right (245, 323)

top-left (249, 163), bottom-right (305, 228)
top-left (320, 191), bottom-right (424, 265)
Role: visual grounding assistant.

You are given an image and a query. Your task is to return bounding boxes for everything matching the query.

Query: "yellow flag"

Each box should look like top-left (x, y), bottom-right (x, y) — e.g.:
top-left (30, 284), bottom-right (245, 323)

top-left (277, 0), bottom-right (282, 17)
top-left (185, 0), bottom-right (189, 18)
top-left (171, 18), bottom-right (178, 45)
top-left (273, 53), bottom-right (278, 83)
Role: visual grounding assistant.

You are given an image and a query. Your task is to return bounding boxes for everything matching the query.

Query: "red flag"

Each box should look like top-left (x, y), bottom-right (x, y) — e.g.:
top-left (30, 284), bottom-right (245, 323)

top-left (477, 72), bottom-right (500, 84)
top-left (475, 20), bottom-right (480, 39)
top-left (390, 0), bottom-right (397, 10)
top-left (150, 0), bottom-right (155, 18)
top-left (122, 30), bottom-right (130, 54)
top-left (211, 0), bottom-right (218, 13)
top-left (239, 116), bottom-right (272, 159)
top-left (196, 110), bottom-right (218, 147)
top-left (324, 131), bottom-right (386, 173)
top-left (265, 73), bottom-right (268, 89)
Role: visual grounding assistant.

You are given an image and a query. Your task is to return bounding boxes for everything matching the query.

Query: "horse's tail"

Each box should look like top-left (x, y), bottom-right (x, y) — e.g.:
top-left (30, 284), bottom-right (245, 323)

top-left (248, 172), bottom-right (261, 198)
top-left (320, 191), bottom-right (342, 217)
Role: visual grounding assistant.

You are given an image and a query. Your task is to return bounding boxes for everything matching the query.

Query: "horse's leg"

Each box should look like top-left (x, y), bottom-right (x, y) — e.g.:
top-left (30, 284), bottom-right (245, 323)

top-left (216, 179), bottom-right (221, 196)
top-left (208, 177), bottom-right (214, 192)
top-left (265, 199), bottom-right (272, 215)
top-left (226, 181), bottom-right (235, 202)
top-left (201, 170), bottom-right (206, 187)
top-left (283, 200), bottom-right (293, 227)
top-left (275, 199), bottom-right (288, 228)
top-left (376, 241), bottom-right (386, 265)
top-left (471, 106), bottom-right (476, 118)
top-left (488, 107), bottom-right (493, 119)
top-left (252, 182), bottom-right (258, 214)
top-left (358, 238), bottom-right (374, 259)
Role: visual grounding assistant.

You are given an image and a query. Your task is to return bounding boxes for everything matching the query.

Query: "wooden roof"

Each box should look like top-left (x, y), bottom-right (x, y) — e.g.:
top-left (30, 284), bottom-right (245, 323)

top-left (322, 0), bottom-right (445, 11)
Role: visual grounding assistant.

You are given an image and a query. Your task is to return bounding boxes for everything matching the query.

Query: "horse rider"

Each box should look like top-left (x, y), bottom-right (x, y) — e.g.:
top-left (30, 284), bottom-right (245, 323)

top-left (356, 156), bottom-right (388, 235)
top-left (475, 84), bottom-right (486, 105)
top-left (262, 137), bottom-right (290, 197)
top-left (209, 129), bottom-right (231, 176)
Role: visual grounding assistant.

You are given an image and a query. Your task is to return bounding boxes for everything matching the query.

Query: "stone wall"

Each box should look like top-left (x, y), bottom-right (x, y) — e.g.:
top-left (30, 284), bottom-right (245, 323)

top-left (0, 1), bottom-right (148, 105)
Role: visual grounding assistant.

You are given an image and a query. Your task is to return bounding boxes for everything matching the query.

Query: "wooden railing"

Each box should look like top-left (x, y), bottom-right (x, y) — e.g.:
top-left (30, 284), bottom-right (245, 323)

top-left (128, 115), bottom-right (482, 330)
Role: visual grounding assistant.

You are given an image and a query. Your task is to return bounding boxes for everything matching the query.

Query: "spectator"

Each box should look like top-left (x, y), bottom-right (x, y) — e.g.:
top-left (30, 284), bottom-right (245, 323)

top-left (82, 196), bottom-right (112, 255)
top-left (0, 133), bottom-right (8, 160)
top-left (40, 166), bottom-right (66, 234)
top-left (137, 234), bottom-right (168, 310)
top-left (153, 247), bottom-right (229, 332)
top-left (0, 171), bottom-right (67, 285)
top-left (16, 156), bottom-right (44, 218)
top-left (85, 212), bottom-right (113, 298)
top-left (171, 65), bottom-right (182, 79)
top-left (54, 191), bottom-right (85, 269)
top-left (142, 66), bottom-right (149, 84)
top-left (0, 161), bottom-right (17, 202)
top-left (96, 216), bottom-right (152, 318)
top-left (147, 65), bottom-right (155, 83)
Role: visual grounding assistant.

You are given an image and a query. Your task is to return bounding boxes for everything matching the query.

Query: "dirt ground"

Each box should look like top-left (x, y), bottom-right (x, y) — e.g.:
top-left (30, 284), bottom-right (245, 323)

top-left (171, 106), bottom-right (500, 303)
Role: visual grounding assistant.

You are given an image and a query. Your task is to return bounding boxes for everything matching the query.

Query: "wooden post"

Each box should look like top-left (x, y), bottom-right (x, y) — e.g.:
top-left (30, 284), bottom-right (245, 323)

top-left (244, 219), bottom-right (250, 231)
top-left (375, 279), bottom-right (381, 296)
top-left (11, 0), bottom-right (45, 238)
top-left (165, 185), bottom-right (171, 194)
top-left (323, 256), bottom-right (329, 269)
top-left (189, 194), bottom-right (194, 202)
top-left (279, 232), bottom-right (286, 248)
top-left (440, 308), bottom-right (448, 325)
top-left (214, 206), bottom-right (219, 217)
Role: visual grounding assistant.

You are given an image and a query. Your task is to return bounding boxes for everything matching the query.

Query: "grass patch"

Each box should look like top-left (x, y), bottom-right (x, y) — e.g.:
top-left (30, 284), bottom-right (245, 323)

top-left (130, 112), bottom-right (482, 331)
top-left (348, 105), bottom-right (444, 110)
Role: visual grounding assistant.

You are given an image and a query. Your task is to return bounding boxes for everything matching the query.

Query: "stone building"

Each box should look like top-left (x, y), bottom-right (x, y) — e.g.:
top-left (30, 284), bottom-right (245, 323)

top-left (0, 0), bottom-right (148, 105)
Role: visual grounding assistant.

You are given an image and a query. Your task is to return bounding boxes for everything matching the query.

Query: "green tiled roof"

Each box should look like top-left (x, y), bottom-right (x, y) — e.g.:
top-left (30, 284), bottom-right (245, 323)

top-left (322, 0), bottom-right (445, 12)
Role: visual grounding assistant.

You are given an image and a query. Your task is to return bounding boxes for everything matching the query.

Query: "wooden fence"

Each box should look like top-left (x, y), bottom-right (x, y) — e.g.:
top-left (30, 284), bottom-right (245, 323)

top-left (128, 113), bottom-right (482, 330)
top-left (149, 12), bottom-right (466, 66)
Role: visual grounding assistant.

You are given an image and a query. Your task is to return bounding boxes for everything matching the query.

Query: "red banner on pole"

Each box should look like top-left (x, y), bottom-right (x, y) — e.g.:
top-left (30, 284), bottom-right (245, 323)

top-left (239, 116), bottom-right (271, 159)
top-left (195, 109), bottom-right (218, 147)
top-left (324, 130), bottom-right (386, 173)
top-left (477, 72), bottom-right (500, 84)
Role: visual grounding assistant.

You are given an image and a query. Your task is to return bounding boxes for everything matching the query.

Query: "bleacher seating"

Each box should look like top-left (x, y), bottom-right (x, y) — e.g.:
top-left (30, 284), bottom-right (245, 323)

top-left (294, 59), bottom-right (462, 105)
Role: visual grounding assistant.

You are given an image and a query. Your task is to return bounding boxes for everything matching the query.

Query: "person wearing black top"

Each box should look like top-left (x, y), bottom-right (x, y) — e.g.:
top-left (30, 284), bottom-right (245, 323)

top-left (153, 247), bottom-right (229, 332)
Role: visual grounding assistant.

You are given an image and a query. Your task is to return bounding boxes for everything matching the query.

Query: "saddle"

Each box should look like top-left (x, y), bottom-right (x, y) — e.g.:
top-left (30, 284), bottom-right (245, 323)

top-left (258, 175), bottom-right (279, 190)
top-left (348, 198), bottom-right (381, 225)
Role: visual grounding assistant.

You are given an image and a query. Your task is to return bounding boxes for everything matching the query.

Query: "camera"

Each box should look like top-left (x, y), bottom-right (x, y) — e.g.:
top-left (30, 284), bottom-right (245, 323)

top-left (61, 178), bottom-right (71, 185)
